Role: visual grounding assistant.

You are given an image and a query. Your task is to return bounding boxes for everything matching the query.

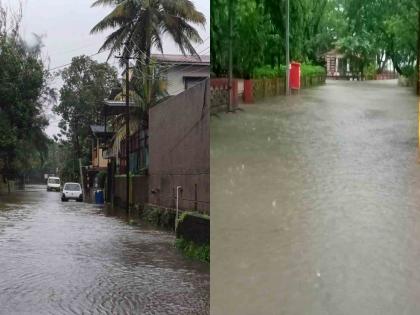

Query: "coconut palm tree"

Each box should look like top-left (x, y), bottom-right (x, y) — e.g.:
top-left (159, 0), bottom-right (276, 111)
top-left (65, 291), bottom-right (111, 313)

top-left (90, 0), bottom-right (206, 62)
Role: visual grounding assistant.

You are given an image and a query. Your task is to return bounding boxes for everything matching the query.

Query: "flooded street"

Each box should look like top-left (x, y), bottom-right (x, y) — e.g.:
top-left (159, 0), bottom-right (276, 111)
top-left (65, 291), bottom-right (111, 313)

top-left (0, 187), bottom-right (209, 315)
top-left (211, 80), bottom-right (420, 315)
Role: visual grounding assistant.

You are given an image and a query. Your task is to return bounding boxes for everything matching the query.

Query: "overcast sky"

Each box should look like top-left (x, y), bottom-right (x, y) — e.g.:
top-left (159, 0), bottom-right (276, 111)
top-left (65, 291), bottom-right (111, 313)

top-left (4, 0), bottom-right (209, 136)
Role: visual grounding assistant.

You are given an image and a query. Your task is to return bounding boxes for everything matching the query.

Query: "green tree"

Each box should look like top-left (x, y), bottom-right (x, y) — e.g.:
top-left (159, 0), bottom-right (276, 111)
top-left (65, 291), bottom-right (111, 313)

top-left (211, 0), bottom-right (271, 78)
top-left (91, 0), bottom-right (206, 119)
top-left (211, 0), bottom-right (334, 77)
top-left (90, 0), bottom-right (206, 60)
top-left (53, 56), bottom-right (119, 179)
top-left (334, 0), bottom-right (418, 77)
top-left (0, 4), bottom-right (55, 180)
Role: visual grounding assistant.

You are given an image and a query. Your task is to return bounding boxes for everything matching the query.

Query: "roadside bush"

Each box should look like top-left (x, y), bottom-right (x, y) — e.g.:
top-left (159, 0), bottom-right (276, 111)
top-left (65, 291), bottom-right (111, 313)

top-left (365, 64), bottom-right (377, 80)
top-left (300, 64), bottom-right (326, 77)
top-left (253, 65), bottom-right (286, 78)
top-left (253, 64), bottom-right (325, 79)
top-left (175, 237), bottom-right (210, 263)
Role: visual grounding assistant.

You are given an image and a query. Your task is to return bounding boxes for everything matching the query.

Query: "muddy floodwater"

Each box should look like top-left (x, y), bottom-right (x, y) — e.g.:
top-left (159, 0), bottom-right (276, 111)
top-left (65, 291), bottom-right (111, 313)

top-left (0, 186), bottom-right (209, 315)
top-left (211, 80), bottom-right (420, 315)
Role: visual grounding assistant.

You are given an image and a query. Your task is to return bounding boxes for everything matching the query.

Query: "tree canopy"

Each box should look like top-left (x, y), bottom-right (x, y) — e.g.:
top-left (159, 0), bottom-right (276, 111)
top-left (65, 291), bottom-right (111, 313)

top-left (91, 0), bottom-right (206, 60)
top-left (211, 0), bottom-right (419, 78)
top-left (53, 55), bottom-right (119, 179)
top-left (0, 5), bottom-right (55, 179)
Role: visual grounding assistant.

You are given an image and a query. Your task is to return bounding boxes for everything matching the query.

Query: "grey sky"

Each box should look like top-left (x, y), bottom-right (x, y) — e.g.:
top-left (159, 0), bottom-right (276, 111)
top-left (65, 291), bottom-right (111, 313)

top-left (5, 0), bottom-right (209, 136)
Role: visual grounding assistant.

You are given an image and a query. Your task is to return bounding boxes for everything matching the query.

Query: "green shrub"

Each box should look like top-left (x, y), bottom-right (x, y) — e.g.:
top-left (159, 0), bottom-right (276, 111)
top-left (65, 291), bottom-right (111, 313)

top-left (253, 65), bottom-right (286, 78)
top-left (300, 64), bottom-right (326, 77)
top-left (253, 64), bottom-right (325, 79)
top-left (401, 65), bottom-right (415, 78)
top-left (364, 63), bottom-right (377, 80)
top-left (175, 238), bottom-right (210, 263)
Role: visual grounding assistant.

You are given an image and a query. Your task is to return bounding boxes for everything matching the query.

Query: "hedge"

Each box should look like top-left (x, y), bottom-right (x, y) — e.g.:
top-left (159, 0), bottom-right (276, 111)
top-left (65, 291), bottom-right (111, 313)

top-left (253, 64), bottom-right (325, 79)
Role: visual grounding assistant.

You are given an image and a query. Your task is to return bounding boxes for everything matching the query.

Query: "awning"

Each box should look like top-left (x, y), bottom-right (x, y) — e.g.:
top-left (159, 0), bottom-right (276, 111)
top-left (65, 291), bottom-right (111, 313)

top-left (89, 125), bottom-right (114, 139)
top-left (102, 100), bottom-right (137, 116)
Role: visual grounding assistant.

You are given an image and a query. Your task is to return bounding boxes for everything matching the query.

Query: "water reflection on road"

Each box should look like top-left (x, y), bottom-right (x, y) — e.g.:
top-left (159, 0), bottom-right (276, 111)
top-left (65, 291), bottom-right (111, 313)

top-left (0, 186), bottom-right (209, 315)
top-left (211, 80), bottom-right (420, 315)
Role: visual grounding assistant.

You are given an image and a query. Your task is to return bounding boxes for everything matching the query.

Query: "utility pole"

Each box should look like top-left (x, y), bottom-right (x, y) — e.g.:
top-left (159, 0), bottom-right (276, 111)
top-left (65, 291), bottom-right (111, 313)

top-left (228, 0), bottom-right (233, 112)
top-left (417, 10), bottom-right (420, 95)
top-left (125, 55), bottom-right (130, 214)
top-left (285, 0), bottom-right (290, 96)
top-left (116, 48), bottom-right (132, 214)
top-left (79, 158), bottom-right (84, 195)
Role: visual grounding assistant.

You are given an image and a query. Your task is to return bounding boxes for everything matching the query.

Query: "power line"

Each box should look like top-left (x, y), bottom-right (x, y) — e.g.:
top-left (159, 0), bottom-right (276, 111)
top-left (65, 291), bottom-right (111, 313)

top-left (49, 49), bottom-right (112, 72)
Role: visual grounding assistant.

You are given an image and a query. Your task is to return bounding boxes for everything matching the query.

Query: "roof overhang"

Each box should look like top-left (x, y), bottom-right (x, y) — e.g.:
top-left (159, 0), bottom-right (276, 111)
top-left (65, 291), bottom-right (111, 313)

top-left (102, 100), bottom-right (137, 116)
top-left (90, 124), bottom-right (114, 139)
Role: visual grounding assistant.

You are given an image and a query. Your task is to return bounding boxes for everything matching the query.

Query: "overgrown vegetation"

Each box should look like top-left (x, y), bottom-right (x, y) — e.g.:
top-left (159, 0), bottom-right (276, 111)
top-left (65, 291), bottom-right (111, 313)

top-left (175, 237), bottom-right (210, 263)
top-left (0, 4), bottom-right (56, 182)
top-left (91, 0), bottom-right (206, 126)
top-left (253, 64), bottom-right (325, 79)
top-left (52, 56), bottom-right (119, 181)
top-left (211, 0), bottom-right (419, 80)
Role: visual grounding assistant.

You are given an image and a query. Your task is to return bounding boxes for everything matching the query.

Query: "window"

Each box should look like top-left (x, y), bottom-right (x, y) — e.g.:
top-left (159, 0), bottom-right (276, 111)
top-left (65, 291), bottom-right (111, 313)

top-left (64, 183), bottom-right (81, 191)
top-left (184, 76), bottom-right (207, 90)
top-left (118, 129), bottom-right (149, 174)
top-left (48, 178), bottom-right (60, 184)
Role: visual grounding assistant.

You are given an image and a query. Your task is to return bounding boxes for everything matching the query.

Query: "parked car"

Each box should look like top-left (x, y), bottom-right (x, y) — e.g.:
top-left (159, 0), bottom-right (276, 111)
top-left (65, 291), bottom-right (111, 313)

top-left (46, 177), bottom-right (61, 192)
top-left (61, 183), bottom-right (83, 202)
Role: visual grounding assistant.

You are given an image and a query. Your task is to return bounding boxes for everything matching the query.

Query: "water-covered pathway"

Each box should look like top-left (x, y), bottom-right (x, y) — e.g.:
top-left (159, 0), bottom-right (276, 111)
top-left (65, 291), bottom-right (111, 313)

top-left (0, 187), bottom-right (209, 315)
top-left (211, 80), bottom-right (420, 315)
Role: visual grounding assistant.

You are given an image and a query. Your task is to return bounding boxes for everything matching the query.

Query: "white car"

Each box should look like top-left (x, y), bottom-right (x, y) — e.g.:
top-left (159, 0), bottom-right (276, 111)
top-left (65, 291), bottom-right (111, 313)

top-left (47, 177), bottom-right (61, 192)
top-left (61, 182), bottom-right (83, 202)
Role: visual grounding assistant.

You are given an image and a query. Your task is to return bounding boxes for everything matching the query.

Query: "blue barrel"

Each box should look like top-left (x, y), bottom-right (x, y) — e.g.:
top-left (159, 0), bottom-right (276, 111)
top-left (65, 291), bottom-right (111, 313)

top-left (95, 190), bottom-right (104, 204)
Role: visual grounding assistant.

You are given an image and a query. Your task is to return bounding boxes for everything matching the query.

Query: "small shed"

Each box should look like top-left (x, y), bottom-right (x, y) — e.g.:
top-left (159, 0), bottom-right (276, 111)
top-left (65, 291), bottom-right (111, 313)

top-left (324, 49), bottom-right (350, 78)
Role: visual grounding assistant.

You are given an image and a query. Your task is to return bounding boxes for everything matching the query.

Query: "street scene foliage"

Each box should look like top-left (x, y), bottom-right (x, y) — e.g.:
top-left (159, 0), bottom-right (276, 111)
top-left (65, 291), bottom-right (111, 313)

top-left (0, 0), bottom-right (207, 183)
top-left (211, 0), bottom-right (419, 79)
top-left (0, 6), bottom-right (56, 180)
top-left (90, 0), bottom-right (206, 118)
top-left (53, 56), bottom-right (119, 181)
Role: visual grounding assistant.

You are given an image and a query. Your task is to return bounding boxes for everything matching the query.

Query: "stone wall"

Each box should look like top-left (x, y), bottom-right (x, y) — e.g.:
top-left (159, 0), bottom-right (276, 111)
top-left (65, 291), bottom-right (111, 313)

top-left (210, 79), bottom-right (239, 114)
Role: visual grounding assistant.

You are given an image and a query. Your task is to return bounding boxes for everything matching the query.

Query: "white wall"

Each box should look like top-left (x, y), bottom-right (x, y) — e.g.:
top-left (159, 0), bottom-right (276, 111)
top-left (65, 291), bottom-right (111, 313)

top-left (165, 65), bottom-right (209, 95)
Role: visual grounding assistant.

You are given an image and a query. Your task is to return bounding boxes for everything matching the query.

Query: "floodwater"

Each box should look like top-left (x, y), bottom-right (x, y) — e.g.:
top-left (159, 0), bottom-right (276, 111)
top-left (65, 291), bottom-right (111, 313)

top-left (0, 186), bottom-right (209, 315)
top-left (211, 80), bottom-right (420, 315)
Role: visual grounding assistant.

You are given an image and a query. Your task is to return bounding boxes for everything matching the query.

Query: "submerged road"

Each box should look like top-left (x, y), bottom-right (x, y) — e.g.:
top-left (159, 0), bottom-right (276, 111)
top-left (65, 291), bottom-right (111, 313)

top-left (211, 80), bottom-right (420, 315)
top-left (0, 186), bottom-right (209, 315)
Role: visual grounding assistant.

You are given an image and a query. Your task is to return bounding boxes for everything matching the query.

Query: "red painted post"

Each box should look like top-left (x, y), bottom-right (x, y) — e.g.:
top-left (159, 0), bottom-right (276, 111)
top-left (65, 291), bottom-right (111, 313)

top-left (290, 62), bottom-right (301, 90)
top-left (231, 79), bottom-right (238, 108)
top-left (243, 79), bottom-right (254, 103)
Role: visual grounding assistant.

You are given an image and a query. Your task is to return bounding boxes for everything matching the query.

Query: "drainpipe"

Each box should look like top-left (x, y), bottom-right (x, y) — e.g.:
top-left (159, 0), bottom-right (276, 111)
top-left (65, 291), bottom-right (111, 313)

top-left (175, 186), bottom-right (182, 230)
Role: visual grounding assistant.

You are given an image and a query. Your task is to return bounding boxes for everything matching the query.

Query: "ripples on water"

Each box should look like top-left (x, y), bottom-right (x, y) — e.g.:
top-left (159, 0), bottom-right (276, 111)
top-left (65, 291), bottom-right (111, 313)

top-left (211, 80), bottom-right (420, 315)
top-left (0, 189), bottom-right (209, 315)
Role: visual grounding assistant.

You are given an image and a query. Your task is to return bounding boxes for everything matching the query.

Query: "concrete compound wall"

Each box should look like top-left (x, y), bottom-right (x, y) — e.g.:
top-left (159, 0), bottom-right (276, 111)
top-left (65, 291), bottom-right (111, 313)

top-left (148, 80), bottom-right (210, 214)
top-left (176, 212), bottom-right (210, 246)
top-left (210, 76), bottom-right (326, 109)
top-left (113, 175), bottom-right (149, 208)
